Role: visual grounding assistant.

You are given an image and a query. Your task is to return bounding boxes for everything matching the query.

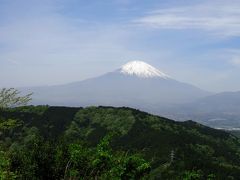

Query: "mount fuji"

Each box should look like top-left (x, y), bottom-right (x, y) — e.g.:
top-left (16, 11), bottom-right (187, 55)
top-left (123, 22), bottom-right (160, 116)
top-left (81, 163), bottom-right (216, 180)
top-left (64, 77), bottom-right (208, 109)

top-left (25, 61), bottom-right (210, 111)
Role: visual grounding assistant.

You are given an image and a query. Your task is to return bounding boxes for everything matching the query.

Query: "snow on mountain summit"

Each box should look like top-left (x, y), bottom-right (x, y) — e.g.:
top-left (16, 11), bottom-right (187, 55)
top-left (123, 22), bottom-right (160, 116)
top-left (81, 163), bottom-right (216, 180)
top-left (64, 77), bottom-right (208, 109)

top-left (119, 61), bottom-right (170, 78)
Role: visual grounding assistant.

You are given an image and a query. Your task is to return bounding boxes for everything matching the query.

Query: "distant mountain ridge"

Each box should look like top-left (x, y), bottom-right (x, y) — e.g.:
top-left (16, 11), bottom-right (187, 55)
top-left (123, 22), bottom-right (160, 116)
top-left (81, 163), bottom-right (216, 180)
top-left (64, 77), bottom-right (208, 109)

top-left (22, 60), bottom-right (240, 129)
top-left (162, 91), bottom-right (240, 129)
top-left (24, 61), bottom-right (210, 108)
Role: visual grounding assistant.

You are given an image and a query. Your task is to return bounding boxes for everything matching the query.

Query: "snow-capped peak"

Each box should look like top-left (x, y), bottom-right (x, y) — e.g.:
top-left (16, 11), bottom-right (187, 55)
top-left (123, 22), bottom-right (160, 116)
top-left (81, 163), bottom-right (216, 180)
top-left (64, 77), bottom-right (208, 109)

top-left (119, 61), bottom-right (170, 79)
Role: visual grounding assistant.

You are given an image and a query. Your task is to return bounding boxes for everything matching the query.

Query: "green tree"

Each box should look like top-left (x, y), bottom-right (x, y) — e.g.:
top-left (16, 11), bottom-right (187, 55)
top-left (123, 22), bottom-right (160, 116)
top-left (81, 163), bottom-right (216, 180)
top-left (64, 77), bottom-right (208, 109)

top-left (182, 170), bottom-right (203, 180)
top-left (64, 134), bottom-right (151, 179)
top-left (0, 151), bottom-right (17, 179)
top-left (0, 88), bottom-right (32, 138)
top-left (0, 88), bottom-right (32, 109)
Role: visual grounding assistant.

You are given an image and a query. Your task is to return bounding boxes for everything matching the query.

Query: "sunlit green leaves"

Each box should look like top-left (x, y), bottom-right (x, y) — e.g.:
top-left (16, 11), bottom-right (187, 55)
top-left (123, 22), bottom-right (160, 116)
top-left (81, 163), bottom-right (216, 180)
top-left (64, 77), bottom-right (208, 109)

top-left (0, 88), bottom-right (32, 109)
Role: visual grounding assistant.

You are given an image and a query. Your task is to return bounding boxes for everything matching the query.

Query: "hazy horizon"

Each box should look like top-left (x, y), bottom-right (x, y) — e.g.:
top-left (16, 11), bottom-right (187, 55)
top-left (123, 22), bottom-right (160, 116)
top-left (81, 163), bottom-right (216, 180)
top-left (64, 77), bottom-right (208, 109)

top-left (1, 0), bottom-right (240, 92)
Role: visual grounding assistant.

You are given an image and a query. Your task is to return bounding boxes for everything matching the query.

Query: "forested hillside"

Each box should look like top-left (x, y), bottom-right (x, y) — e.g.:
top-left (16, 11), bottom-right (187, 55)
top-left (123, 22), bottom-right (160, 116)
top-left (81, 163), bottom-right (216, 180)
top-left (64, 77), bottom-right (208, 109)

top-left (1, 106), bottom-right (240, 179)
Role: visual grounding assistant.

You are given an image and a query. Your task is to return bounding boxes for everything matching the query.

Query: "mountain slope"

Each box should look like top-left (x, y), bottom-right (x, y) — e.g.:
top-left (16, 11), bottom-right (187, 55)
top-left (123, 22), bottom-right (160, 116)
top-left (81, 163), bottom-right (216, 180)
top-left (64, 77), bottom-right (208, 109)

top-left (161, 91), bottom-right (240, 129)
top-left (192, 91), bottom-right (240, 111)
top-left (25, 61), bottom-right (210, 109)
top-left (1, 106), bottom-right (240, 179)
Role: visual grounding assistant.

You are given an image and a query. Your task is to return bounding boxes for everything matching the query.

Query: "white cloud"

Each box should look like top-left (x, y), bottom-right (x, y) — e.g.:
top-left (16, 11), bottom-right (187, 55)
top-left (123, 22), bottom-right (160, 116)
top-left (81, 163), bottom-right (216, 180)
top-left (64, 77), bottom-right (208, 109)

top-left (216, 49), bottom-right (240, 67)
top-left (1, 0), bottom-right (240, 91)
top-left (0, 1), bottom-right (147, 87)
top-left (6, 59), bottom-right (20, 65)
top-left (229, 51), bottom-right (240, 66)
top-left (232, 58), bottom-right (240, 65)
top-left (134, 0), bottom-right (240, 37)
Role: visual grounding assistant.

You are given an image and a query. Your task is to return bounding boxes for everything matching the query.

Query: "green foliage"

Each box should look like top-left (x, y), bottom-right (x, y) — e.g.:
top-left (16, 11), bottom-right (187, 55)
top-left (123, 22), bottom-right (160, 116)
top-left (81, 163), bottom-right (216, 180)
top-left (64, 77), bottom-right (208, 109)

top-left (72, 107), bottom-right (136, 135)
top-left (0, 118), bottom-right (22, 131)
top-left (180, 170), bottom-right (215, 180)
top-left (0, 106), bottom-right (240, 179)
top-left (65, 134), bottom-right (150, 179)
top-left (8, 127), bottom-right (44, 179)
top-left (2, 132), bottom-right (150, 179)
top-left (182, 170), bottom-right (203, 180)
top-left (0, 88), bottom-right (32, 109)
top-left (0, 88), bottom-right (32, 146)
top-left (7, 105), bottom-right (49, 115)
top-left (0, 151), bottom-right (17, 180)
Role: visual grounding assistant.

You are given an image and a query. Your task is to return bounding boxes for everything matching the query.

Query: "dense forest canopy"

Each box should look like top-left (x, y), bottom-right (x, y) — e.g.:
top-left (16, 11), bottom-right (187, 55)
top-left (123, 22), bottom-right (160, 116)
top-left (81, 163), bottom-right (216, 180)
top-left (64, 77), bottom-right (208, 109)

top-left (1, 105), bottom-right (240, 179)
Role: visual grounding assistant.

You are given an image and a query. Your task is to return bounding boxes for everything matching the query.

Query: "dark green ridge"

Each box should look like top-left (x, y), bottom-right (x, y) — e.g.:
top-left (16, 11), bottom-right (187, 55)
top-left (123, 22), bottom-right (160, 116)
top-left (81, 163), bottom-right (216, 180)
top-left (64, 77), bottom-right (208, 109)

top-left (1, 105), bottom-right (240, 179)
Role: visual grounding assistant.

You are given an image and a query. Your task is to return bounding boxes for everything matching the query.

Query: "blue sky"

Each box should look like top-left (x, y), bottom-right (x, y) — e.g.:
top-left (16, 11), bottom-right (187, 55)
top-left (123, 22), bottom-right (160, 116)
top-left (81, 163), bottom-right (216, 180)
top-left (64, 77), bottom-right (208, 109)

top-left (0, 0), bottom-right (240, 92)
